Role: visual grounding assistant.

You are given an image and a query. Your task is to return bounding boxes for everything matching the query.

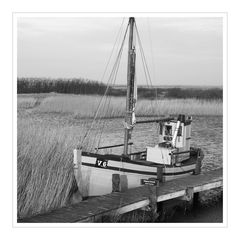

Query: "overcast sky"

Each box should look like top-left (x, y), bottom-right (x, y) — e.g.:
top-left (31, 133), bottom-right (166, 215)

top-left (17, 17), bottom-right (223, 86)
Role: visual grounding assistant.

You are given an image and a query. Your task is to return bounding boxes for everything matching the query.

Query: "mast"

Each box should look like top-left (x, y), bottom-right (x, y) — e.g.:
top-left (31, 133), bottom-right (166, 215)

top-left (123, 17), bottom-right (136, 155)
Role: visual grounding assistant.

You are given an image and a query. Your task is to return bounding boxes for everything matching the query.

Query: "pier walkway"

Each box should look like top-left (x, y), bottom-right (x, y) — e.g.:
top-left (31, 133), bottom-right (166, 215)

top-left (18, 168), bottom-right (223, 223)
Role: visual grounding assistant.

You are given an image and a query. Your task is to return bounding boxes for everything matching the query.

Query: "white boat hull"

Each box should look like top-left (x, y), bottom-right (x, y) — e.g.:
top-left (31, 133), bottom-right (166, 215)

top-left (79, 153), bottom-right (198, 197)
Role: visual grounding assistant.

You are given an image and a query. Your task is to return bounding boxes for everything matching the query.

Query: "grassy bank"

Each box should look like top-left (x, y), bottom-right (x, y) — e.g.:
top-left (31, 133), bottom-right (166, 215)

top-left (18, 93), bottom-right (223, 117)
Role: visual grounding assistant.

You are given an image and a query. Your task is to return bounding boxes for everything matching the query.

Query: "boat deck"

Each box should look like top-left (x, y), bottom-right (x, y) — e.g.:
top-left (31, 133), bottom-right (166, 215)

top-left (18, 168), bottom-right (223, 223)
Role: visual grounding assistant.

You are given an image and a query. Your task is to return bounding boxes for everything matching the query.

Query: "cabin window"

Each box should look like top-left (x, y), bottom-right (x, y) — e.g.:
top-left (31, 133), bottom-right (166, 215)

top-left (165, 125), bottom-right (172, 135)
top-left (177, 126), bottom-right (182, 136)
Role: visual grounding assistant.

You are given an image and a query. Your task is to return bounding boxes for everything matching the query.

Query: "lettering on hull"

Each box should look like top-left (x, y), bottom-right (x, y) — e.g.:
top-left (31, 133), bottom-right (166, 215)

top-left (95, 159), bottom-right (108, 168)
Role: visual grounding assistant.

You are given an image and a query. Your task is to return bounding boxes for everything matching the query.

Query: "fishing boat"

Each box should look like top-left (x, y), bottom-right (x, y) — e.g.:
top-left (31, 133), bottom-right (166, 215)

top-left (73, 17), bottom-right (204, 197)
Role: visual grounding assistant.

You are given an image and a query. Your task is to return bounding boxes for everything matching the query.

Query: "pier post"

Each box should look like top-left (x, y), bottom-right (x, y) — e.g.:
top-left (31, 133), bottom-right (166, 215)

top-left (194, 149), bottom-right (203, 175)
top-left (149, 189), bottom-right (159, 221)
top-left (180, 186), bottom-right (194, 201)
top-left (193, 192), bottom-right (200, 209)
top-left (180, 187), bottom-right (194, 212)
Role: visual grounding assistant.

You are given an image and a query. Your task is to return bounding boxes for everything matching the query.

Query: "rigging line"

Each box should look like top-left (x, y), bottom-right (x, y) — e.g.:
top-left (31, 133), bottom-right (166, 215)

top-left (91, 50), bottom-right (124, 149)
top-left (98, 50), bottom-right (125, 124)
top-left (79, 22), bottom-right (129, 148)
top-left (78, 19), bottom-right (125, 149)
top-left (96, 18), bottom-right (126, 116)
top-left (135, 24), bottom-right (154, 114)
top-left (98, 18), bottom-right (125, 85)
top-left (136, 24), bottom-right (157, 112)
top-left (96, 32), bottom-right (126, 151)
top-left (135, 28), bottom-right (150, 90)
top-left (138, 40), bottom-right (150, 88)
top-left (92, 18), bottom-right (126, 97)
top-left (138, 36), bottom-right (151, 90)
top-left (81, 57), bottom-right (123, 149)
top-left (95, 74), bottom-right (119, 149)
top-left (147, 18), bottom-right (158, 101)
top-left (136, 24), bottom-right (160, 117)
top-left (138, 39), bottom-right (158, 115)
top-left (135, 25), bottom-right (154, 88)
top-left (95, 20), bottom-right (127, 125)
top-left (135, 25), bottom-right (150, 88)
top-left (94, 20), bottom-right (126, 137)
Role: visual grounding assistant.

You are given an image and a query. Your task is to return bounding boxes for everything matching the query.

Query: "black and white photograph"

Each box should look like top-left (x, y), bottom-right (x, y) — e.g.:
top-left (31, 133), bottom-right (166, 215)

top-left (15, 13), bottom-right (225, 224)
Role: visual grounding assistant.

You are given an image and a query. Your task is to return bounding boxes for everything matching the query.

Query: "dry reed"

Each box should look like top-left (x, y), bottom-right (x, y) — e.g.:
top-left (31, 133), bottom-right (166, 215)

top-left (23, 93), bottom-right (223, 117)
top-left (18, 120), bottom-right (79, 218)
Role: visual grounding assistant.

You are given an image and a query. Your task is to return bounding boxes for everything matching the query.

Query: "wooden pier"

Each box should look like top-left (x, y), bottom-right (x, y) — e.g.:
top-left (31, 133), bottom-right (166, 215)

top-left (18, 168), bottom-right (223, 223)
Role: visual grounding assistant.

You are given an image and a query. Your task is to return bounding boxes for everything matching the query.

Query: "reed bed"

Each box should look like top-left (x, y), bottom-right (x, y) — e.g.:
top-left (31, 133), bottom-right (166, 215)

top-left (17, 97), bottom-right (39, 109)
top-left (17, 116), bottom-right (106, 218)
top-left (17, 94), bottom-right (49, 109)
top-left (18, 120), bottom-right (79, 218)
top-left (22, 93), bottom-right (223, 117)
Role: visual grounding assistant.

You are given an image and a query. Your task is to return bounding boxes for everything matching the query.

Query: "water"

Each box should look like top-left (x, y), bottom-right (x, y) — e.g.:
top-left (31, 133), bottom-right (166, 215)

top-left (191, 116), bottom-right (223, 171)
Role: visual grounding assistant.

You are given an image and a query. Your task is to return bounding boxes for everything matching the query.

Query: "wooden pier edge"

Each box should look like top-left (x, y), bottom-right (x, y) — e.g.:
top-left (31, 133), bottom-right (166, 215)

top-left (18, 168), bottom-right (223, 223)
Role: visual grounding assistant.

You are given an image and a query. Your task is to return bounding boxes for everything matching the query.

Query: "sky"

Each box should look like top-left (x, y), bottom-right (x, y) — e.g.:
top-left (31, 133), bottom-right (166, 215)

top-left (17, 17), bottom-right (223, 86)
